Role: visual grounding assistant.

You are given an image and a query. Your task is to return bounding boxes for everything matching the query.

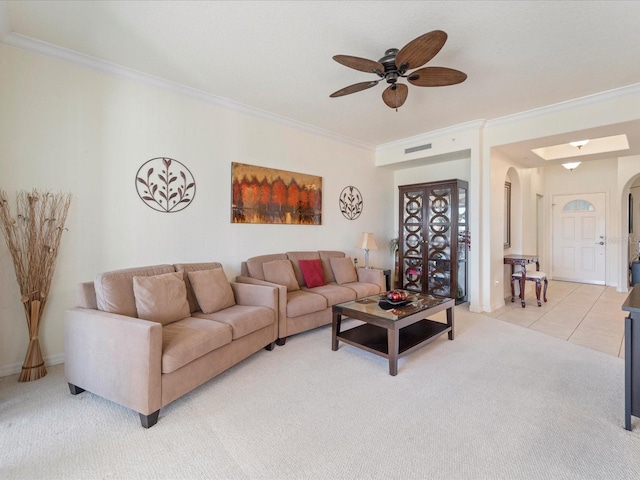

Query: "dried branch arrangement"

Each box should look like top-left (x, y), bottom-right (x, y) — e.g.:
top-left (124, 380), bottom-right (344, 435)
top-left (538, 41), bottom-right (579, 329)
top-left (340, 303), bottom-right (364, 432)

top-left (0, 189), bottom-right (72, 382)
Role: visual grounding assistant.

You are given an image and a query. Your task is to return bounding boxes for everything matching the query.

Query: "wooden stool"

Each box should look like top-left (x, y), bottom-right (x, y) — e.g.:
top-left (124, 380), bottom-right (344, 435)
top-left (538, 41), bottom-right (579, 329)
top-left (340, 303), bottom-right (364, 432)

top-left (511, 271), bottom-right (548, 307)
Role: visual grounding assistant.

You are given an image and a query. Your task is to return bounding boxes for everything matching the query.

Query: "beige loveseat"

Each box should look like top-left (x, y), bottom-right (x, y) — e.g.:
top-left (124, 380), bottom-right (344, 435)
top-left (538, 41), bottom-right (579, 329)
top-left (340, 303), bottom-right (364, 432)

top-left (64, 262), bottom-right (278, 428)
top-left (237, 251), bottom-right (385, 345)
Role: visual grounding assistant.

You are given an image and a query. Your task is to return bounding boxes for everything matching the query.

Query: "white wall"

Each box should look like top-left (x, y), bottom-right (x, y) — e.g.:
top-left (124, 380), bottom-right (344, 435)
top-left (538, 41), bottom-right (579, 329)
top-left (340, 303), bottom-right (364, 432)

top-left (487, 150), bottom-right (513, 309)
top-left (492, 156), bottom-right (630, 307)
top-left (617, 155), bottom-right (640, 288)
top-left (484, 84), bottom-right (640, 311)
top-left (630, 184), bottom-right (640, 263)
top-left (0, 44), bottom-right (394, 375)
top-left (377, 121), bottom-right (482, 311)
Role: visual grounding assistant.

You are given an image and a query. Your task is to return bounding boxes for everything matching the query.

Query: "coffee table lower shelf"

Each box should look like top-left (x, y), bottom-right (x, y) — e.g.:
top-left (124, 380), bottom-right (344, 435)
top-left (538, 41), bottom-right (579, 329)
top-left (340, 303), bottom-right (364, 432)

top-left (337, 319), bottom-right (451, 359)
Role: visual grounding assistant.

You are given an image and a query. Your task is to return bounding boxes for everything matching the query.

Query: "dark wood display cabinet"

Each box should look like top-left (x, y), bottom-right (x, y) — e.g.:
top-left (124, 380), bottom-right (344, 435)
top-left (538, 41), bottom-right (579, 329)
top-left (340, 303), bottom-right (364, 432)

top-left (398, 179), bottom-right (469, 304)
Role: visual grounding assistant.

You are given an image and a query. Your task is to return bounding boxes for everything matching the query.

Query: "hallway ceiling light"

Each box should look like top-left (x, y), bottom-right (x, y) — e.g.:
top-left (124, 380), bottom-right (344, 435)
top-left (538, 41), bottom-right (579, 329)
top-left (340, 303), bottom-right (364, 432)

top-left (569, 140), bottom-right (590, 149)
top-left (562, 162), bottom-right (581, 170)
top-left (531, 134), bottom-right (629, 161)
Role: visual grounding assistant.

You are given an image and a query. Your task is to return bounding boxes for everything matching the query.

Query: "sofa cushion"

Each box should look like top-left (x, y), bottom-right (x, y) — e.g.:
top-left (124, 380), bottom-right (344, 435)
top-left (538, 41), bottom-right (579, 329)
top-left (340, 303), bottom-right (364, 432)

top-left (330, 256), bottom-right (358, 284)
top-left (318, 251), bottom-right (345, 283)
top-left (304, 283), bottom-right (356, 306)
top-left (161, 317), bottom-right (233, 374)
top-left (340, 281), bottom-right (381, 298)
top-left (194, 305), bottom-right (274, 340)
top-left (174, 262), bottom-right (223, 312)
top-left (286, 251), bottom-right (320, 287)
top-left (298, 259), bottom-right (326, 288)
top-left (245, 253), bottom-right (288, 281)
top-left (286, 289), bottom-right (327, 317)
top-left (95, 264), bottom-right (175, 317)
top-left (187, 268), bottom-right (236, 314)
top-left (263, 259), bottom-right (300, 292)
top-left (133, 272), bottom-right (190, 325)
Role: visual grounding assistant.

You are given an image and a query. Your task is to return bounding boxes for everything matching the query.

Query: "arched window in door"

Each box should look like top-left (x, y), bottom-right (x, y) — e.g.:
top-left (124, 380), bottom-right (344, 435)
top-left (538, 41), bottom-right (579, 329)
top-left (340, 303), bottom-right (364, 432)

top-left (562, 199), bottom-right (595, 212)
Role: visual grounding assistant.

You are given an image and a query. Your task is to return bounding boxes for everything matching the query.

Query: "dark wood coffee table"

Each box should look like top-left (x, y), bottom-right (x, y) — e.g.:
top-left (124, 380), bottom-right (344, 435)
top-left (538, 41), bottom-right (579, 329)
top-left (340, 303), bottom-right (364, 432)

top-left (332, 292), bottom-right (455, 376)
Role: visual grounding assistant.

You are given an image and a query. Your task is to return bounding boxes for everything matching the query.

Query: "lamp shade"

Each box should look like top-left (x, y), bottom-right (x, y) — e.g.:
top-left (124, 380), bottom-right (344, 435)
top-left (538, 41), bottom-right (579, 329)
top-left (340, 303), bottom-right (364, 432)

top-left (357, 232), bottom-right (378, 250)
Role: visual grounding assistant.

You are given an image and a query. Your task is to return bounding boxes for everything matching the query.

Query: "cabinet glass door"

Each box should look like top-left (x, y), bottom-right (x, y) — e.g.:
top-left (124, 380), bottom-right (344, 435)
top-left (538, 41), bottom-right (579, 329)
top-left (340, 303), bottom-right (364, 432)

top-left (456, 186), bottom-right (468, 302)
top-left (401, 189), bottom-right (424, 291)
top-left (426, 187), bottom-right (452, 297)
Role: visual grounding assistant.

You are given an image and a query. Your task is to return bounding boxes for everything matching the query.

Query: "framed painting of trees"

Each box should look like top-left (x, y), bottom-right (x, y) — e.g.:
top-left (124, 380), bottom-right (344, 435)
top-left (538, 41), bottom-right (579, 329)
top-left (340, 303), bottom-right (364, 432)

top-left (231, 163), bottom-right (322, 225)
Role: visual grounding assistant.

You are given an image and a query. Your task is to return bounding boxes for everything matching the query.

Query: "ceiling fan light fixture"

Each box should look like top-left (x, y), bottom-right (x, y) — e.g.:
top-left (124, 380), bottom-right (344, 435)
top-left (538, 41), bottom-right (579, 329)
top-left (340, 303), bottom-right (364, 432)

top-left (569, 140), bottom-right (589, 149)
top-left (330, 30), bottom-right (466, 110)
top-left (562, 162), bottom-right (581, 171)
top-left (382, 83), bottom-right (408, 110)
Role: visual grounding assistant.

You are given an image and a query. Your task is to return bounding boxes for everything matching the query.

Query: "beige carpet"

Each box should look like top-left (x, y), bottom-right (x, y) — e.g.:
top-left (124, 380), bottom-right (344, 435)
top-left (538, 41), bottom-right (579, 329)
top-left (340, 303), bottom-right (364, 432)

top-left (1, 306), bottom-right (640, 479)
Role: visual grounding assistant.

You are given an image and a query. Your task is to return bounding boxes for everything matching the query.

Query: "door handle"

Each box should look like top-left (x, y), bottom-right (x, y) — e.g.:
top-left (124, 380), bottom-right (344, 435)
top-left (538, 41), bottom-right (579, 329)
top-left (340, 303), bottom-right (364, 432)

top-left (596, 241), bottom-right (604, 245)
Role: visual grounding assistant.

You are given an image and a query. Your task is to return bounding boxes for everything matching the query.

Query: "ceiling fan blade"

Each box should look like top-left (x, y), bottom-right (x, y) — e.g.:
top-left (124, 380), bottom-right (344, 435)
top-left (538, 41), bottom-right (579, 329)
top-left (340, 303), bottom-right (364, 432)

top-left (408, 67), bottom-right (467, 87)
top-left (330, 81), bottom-right (379, 98)
top-left (382, 84), bottom-right (408, 109)
top-left (333, 55), bottom-right (384, 74)
top-left (395, 30), bottom-right (448, 70)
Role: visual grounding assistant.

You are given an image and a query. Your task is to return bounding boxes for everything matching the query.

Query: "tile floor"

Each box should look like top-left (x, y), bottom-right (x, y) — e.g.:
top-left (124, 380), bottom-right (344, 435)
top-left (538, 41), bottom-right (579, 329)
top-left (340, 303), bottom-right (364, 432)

top-left (487, 280), bottom-right (628, 358)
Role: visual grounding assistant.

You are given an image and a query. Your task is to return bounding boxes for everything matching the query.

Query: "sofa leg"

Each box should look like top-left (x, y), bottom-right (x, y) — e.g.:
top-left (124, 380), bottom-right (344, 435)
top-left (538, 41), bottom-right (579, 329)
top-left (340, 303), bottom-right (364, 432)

top-left (275, 337), bottom-right (287, 346)
top-left (264, 342), bottom-right (276, 351)
top-left (68, 383), bottom-right (85, 395)
top-left (140, 410), bottom-right (160, 428)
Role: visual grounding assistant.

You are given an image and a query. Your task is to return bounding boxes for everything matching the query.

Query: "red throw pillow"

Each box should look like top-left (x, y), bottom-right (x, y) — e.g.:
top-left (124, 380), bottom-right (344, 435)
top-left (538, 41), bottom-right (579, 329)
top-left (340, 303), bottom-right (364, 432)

top-left (299, 259), bottom-right (326, 288)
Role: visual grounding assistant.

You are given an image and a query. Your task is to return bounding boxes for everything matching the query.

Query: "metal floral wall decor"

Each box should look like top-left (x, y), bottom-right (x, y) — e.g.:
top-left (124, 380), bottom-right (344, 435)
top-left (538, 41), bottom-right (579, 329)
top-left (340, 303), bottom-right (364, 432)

top-left (339, 186), bottom-right (363, 220)
top-left (231, 162), bottom-right (322, 224)
top-left (135, 157), bottom-right (196, 213)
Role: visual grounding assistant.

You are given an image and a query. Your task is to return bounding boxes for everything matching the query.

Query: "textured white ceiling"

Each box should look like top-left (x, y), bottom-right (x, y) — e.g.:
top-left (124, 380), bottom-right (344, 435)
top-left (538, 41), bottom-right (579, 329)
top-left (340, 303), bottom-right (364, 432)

top-left (3, 0), bottom-right (640, 151)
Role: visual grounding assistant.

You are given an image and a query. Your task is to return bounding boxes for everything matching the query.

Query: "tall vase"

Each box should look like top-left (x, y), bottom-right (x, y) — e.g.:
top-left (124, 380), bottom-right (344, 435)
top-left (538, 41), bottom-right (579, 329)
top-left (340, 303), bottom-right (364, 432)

top-left (19, 298), bottom-right (47, 382)
top-left (0, 190), bottom-right (71, 383)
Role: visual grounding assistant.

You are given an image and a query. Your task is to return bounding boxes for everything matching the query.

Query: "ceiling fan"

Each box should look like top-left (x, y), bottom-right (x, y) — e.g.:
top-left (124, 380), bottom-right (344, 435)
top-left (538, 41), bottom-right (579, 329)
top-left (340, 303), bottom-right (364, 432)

top-left (330, 30), bottom-right (467, 110)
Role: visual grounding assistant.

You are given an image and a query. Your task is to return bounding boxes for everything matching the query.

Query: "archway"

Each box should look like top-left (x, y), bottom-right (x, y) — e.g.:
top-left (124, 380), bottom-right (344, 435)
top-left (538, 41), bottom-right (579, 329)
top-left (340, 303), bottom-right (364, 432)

top-left (621, 173), bottom-right (640, 289)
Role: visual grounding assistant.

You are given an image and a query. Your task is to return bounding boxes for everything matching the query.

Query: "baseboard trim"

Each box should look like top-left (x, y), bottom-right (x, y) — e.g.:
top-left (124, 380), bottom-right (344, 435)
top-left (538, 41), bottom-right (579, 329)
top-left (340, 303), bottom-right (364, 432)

top-left (0, 354), bottom-right (65, 378)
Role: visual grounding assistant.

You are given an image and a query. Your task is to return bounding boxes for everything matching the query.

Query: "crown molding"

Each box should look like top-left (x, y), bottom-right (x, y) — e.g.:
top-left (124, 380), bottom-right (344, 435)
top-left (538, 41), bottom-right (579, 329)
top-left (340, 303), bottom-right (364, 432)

top-left (376, 119), bottom-right (486, 153)
top-left (487, 83), bottom-right (640, 128)
top-left (1, 32), bottom-right (375, 151)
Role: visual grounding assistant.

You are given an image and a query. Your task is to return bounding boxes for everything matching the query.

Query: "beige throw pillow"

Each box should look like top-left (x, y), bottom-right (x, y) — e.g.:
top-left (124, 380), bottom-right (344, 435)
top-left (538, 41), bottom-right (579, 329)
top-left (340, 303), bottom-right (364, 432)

top-left (330, 256), bottom-right (358, 284)
top-left (263, 259), bottom-right (300, 292)
top-left (187, 268), bottom-right (236, 314)
top-left (133, 272), bottom-right (190, 325)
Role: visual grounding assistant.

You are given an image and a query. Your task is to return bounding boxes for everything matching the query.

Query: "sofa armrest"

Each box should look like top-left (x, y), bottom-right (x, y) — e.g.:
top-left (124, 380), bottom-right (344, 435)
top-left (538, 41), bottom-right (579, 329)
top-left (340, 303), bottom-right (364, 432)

top-left (236, 275), bottom-right (288, 339)
top-left (64, 308), bottom-right (163, 415)
top-left (230, 282), bottom-right (278, 312)
top-left (356, 267), bottom-right (386, 291)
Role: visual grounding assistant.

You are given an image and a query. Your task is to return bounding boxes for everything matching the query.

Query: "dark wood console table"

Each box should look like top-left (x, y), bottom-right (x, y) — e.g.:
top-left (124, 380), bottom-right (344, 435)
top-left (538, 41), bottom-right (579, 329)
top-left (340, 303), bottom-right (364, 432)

top-left (622, 286), bottom-right (640, 430)
top-left (372, 268), bottom-right (392, 291)
top-left (504, 254), bottom-right (540, 307)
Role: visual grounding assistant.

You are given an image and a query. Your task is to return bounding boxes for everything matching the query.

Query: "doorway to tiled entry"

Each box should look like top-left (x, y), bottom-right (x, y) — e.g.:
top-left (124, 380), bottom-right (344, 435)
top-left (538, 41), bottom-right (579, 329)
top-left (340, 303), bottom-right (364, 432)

top-left (490, 281), bottom-right (627, 358)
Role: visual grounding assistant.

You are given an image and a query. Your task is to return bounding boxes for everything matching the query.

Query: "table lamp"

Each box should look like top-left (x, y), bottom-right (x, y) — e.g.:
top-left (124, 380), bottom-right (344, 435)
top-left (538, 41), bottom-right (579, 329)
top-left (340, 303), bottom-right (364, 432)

top-left (357, 232), bottom-right (378, 269)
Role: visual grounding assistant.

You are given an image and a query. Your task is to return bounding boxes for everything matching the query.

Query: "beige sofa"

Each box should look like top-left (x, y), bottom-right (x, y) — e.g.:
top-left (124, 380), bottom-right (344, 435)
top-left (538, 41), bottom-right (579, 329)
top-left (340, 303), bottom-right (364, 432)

top-left (64, 262), bottom-right (278, 428)
top-left (237, 251), bottom-right (385, 345)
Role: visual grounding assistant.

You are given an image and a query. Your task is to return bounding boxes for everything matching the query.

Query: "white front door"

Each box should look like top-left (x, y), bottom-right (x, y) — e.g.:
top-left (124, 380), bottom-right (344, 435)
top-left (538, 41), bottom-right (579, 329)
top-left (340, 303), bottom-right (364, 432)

top-left (552, 193), bottom-right (606, 284)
